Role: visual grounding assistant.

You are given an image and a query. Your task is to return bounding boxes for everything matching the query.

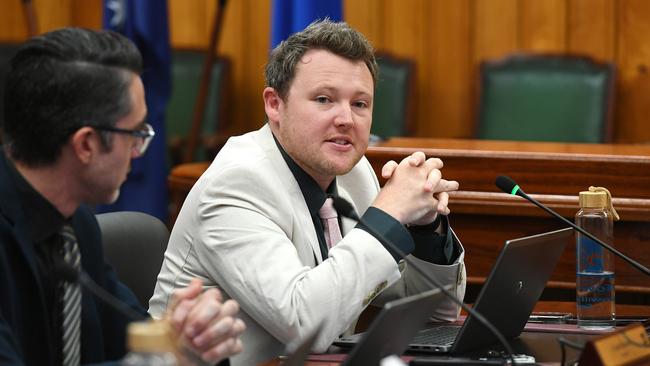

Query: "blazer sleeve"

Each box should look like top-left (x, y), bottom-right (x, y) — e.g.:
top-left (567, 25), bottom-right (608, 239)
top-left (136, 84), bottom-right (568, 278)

top-left (189, 163), bottom-right (402, 352)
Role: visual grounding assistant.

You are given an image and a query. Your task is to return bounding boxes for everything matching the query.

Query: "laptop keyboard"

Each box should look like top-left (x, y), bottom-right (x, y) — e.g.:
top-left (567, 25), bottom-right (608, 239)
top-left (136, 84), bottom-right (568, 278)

top-left (412, 325), bottom-right (460, 345)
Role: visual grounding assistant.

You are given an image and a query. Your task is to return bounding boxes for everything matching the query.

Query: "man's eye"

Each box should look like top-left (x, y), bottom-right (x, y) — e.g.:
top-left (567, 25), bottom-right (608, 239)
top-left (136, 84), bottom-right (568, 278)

top-left (354, 101), bottom-right (368, 108)
top-left (315, 96), bottom-right (330, 104)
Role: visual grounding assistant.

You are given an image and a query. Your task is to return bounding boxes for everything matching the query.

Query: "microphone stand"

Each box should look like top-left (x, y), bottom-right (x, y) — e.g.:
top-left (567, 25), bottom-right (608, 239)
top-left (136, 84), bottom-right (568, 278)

top-left (331, 197), bottom-right (517, 364)
top-left (78, 271), bottom-right (147, 321)
top-left (55, 261), bottom-right (145, 321)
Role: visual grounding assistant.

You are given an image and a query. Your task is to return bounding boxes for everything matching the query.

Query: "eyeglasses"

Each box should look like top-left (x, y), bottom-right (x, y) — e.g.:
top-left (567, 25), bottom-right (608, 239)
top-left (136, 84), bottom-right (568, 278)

top-left (93, 123), bottom-right (155, 156)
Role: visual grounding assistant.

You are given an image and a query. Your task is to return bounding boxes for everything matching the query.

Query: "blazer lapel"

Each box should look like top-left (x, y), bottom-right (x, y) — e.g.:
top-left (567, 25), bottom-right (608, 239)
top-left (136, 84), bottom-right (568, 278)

top-left (0, 154), bottom-right (50, 324)
top-left (254, 125), bottom-right (323, 264)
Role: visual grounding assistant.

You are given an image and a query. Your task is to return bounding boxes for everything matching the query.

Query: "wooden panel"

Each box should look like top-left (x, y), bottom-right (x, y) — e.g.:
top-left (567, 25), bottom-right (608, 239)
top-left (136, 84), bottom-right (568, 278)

top-left (615, 0), bottom-right (650, 143)
top-left (364, 139), bottom-right (650, 301)
top-left (46, 1), bottom-right (72, 31)
top-left (455, 213), bottom-right (650, 302)
top-left (167, 0), bottom-right (269, 134)
top-left (377, 0), bottom-right (424, 134)
top-left (424, 0), bottom-right (472, 138)
top-left (470, 0), bottom-right (519, 138)
top-left (567, 0), bottom-right (616, 61)
top-left (3, 1), bottom-right (650, 146)
top-left (519, 0), bottom-right (567, 52)
top-left (381, 0), bottom-right (423, 56)
top-left (238, 0), bottom-right (270, 133)
top-left (471, 0), bottom-right (519, 61)
top-left (70, 0), bottom-right (101, 29)
top-left (0, 0), bottom-right (76, 38)
top-left (168, 0), bottom-right (211, 48)
top-left (0, 0), bottom-right (30, 40)
top-left (218, 0), bottom-right (247, 133)
top-left (368, 138), bottom-right (650, 200)
top-left (344, 0), bottom-right (384, 48)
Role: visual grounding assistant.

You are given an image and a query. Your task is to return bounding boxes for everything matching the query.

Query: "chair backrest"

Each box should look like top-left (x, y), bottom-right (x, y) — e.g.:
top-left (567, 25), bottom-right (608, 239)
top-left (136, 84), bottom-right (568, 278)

top-left (476, 54), bottom-right (615, 143)
top-left (166, 50), bottom-right (231, 165)
top-left (97, 211), bottom-right (169, 308)
top-left (371, 52), bottom-right (415, 139)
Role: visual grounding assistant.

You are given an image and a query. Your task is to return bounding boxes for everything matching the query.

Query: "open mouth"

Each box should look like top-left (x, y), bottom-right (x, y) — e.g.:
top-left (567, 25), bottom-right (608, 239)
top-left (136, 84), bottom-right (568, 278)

top-left (326, 137), bottom-right (352, 146)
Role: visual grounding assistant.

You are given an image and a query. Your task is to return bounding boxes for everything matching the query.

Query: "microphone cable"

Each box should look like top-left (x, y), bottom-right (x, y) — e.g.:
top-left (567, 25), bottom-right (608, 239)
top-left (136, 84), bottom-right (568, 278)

top-left (55, 260), bottom-right (146, 321)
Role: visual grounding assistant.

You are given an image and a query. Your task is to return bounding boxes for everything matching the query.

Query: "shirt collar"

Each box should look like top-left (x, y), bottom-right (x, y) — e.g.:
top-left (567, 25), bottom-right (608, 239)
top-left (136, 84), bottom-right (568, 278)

top-left (272, 133), bottom-right (338, 215)
top-left (5, 158), bottom-right (66, 242)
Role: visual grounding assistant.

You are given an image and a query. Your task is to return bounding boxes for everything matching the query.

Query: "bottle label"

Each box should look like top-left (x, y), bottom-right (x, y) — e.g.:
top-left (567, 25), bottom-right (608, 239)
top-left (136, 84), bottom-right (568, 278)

top-left (578, 237), bottom-right (605, 272)
top-left (576, 272), bottom-right (615, 308)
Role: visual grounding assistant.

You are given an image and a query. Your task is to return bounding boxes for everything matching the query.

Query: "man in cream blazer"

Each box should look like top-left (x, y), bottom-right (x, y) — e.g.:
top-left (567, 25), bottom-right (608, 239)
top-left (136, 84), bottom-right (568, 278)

top-left (150, 20), bottom-right (466, 366)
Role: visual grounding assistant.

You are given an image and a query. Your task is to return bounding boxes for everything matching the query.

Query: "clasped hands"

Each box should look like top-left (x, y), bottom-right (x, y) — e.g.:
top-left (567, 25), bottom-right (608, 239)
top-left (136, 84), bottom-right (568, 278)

top-left (372, 151), bottom-right (459, 226)
top-left (166, 278), bottom-right (246, 364)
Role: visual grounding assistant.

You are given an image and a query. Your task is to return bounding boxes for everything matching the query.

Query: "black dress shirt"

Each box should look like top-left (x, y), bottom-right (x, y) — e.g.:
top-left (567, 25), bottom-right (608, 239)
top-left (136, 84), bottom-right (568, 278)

top-left (273, 134), bottom-right (458, 264)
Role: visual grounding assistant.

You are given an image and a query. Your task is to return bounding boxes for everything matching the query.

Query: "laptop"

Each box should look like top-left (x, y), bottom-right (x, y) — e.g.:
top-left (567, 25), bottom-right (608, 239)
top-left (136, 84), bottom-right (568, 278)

top-left (335, 227), bottom-right (572, 356)
top-left (279, 323), bottom-right (323, 366)
top-left (340, 288), bottom-right (447, 365)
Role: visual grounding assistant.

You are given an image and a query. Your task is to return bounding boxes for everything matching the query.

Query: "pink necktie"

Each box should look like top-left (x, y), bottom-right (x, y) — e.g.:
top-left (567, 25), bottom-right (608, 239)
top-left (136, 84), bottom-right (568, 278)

top-left (318, 197), bottom-right (343, 249)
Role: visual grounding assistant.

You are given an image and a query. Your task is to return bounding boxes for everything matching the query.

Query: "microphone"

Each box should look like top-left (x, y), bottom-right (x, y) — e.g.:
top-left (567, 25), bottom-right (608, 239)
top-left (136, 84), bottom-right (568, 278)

top-left (331, 196), bottom-right (516, 363)
top-left (495, 175), bottom-right (650, 277)
top-left (54, 261), bottom-right (146, 321)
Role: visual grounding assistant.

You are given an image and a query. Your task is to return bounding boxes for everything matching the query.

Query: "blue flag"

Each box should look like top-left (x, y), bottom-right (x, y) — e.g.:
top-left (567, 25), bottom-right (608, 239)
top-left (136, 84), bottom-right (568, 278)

top-left (98, 0), bottom-right (171, 221)
top-left (271, 0), bottom-right (342, 48)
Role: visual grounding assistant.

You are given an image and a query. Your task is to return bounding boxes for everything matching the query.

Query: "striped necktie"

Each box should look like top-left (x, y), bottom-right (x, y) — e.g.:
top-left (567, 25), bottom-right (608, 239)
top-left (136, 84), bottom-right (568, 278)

top-left (60, 224), bottom-right (81, 366)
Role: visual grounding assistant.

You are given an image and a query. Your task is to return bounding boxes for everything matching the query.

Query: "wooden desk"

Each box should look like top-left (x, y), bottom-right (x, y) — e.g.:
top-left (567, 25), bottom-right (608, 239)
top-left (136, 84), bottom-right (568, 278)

top-left (167, 138), bottom-right (650, 302)
top-left (273, 302), bottom-right (650, 366)
top-left (355, 301), bottom-right (650, 333)
top-left (366, 138), bottom-right (650, 303)
top-left (294, 330), bottom-right (589, 365)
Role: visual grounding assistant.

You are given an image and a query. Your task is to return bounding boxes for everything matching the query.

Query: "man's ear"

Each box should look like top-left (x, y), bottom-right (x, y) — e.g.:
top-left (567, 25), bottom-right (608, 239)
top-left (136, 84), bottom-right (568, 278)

top-left (263, 87), bottom-right (283, 126)
top-left (69, 127), bottom-right (99, 164)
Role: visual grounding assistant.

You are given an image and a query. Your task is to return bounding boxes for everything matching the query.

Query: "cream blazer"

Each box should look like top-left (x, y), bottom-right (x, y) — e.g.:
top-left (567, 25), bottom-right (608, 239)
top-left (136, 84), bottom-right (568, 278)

top-left (149, 124), bottom-right (466, 366)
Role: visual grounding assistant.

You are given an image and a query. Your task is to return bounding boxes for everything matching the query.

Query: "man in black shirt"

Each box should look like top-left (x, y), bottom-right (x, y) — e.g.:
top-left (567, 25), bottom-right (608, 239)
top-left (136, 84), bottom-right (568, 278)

top-left (0, 28), bottom-right (244, 365)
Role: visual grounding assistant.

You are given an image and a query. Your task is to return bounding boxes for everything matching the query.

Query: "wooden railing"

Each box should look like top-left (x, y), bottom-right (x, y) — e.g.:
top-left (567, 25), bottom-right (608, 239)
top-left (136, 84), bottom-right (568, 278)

top-left (366, 138), bottom-right (650, 304)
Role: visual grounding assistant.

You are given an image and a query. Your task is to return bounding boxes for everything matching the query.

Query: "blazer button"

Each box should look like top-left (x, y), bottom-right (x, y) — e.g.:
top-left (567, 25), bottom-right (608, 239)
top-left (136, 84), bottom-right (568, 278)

top-left (457, 263), bottom-right (465, 286)
top-left (363, 280), bottom-right (388, 306)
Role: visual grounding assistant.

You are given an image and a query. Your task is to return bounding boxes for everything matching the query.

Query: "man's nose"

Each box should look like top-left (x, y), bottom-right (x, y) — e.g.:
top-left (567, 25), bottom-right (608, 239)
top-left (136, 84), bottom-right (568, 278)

top-left (334, 103), bottom-right (353, 127)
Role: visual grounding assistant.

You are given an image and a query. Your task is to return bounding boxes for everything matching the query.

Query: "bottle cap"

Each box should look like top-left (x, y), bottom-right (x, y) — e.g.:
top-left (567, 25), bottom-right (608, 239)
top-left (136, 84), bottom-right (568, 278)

top-left (127, 319), bottom-right (177, 353)
top-left (579, 186), bottom-right (620, 221)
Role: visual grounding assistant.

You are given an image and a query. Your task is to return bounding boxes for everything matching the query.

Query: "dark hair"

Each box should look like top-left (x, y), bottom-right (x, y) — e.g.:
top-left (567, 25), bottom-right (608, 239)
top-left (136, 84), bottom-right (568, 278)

top-left (2, 27), bottom-right (143, 166)
top-left (265, 19), bottom-right (377, 100)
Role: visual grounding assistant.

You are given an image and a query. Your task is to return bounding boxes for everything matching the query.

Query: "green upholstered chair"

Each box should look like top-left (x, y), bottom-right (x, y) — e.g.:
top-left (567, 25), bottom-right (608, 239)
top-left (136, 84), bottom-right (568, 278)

top-left (166, 50), bottom-right (231, 165)
top-left (371, 52), bottom-right (415, 140)
top-left (476, 54), bottom-right (615, 143)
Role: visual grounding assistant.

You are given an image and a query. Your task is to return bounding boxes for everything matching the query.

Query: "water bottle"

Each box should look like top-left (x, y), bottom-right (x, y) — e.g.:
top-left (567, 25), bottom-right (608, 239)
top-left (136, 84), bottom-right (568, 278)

top-left (575, 186), bottom-right (619, 330)
top-left (122, 320), bottom-right (178, 366)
